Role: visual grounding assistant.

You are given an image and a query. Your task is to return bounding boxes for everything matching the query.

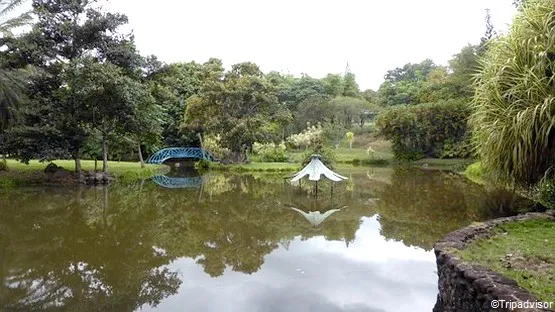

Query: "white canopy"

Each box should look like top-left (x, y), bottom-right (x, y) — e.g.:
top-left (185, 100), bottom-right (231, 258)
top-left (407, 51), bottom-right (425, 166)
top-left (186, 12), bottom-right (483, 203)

top-left (290, 155), bottom-right (348, 182)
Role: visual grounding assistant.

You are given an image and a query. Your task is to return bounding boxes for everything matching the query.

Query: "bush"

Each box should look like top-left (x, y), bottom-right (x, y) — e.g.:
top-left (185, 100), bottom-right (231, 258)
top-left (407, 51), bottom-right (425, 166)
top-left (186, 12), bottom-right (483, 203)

top-left (194, 159), bottom-right (211, 172)
top-left (539, 177), bottom-right (555, 209)
top-left (287, 124), bottom-right (324, 150)
top-left (376, 100), bottom-right (471, 160)
top-left (0, 160), bottom-right (7, 171)
top-left (362, 158), bottom-right (389, 166)
top-left (301, 145), bottom-right (336, 168)
top-left (252, 142), bottom-right (288, 162)
top-left (203, 135), bottom-right (232, 161)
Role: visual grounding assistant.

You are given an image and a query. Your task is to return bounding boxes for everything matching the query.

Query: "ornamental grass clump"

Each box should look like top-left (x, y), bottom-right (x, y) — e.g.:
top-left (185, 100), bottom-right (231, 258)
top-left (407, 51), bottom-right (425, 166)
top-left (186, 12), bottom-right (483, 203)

top-left (471, 0), bottom-right (555, 186)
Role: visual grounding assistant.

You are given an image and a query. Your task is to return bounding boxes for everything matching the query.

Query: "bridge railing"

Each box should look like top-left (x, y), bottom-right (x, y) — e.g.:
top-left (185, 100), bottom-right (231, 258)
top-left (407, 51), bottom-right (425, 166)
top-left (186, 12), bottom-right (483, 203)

top-left (147, 147), bottom-right (216, 164)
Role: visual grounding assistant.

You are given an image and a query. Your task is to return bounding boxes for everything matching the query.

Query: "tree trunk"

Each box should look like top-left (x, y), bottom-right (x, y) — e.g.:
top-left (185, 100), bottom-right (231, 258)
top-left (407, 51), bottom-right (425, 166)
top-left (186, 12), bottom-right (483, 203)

top-left (197, 132), bottom-right (204, 149)
top-left (138, 141), bottom-right (145, 168)
top-left (102, 135), bottom-right (108, 174)
top-left (349, 141), bottom-right (353, 149)
top-left (74, 150), bottom-right (82, 175)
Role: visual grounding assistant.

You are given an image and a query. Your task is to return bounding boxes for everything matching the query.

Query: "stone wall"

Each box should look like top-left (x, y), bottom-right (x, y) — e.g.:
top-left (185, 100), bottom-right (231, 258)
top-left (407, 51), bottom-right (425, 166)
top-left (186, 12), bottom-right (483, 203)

top-left (433, 211), bottom-right (555, 312)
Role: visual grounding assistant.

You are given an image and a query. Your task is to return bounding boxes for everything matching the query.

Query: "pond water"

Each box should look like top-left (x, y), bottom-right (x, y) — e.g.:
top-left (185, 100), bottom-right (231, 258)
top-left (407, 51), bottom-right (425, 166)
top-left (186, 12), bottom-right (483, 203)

top-left (0, 166), bottom-right (534, 311)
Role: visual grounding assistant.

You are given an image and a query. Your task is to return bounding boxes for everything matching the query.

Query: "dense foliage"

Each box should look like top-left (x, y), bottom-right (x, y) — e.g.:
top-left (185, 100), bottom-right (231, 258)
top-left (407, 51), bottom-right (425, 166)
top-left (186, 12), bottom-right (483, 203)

top-left (0, 0), bottom-right (498, 169)
top-left (471, 0), bottom-right (555, 186)
top-left (377, 100), bottom-right (472, 160)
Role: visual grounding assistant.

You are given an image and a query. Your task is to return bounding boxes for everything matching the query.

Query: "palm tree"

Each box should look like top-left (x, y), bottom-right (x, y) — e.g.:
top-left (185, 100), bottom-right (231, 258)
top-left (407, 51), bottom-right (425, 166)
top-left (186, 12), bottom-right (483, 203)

top-left (0, 0), bottom-right (33, 166)
top-left (0, 0), bottom-right (32, 36)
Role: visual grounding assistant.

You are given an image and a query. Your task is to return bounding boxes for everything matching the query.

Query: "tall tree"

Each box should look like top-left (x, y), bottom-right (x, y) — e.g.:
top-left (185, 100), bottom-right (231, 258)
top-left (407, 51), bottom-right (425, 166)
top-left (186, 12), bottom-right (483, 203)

top-left (0, 0), bottom-right (33, 164)
top-left (0, 0), bottom-right (32, 36)
top-left (63, 58), bottom-right (151, 173)
top-left (342, 64), bottom-right (360, 97)
top-left (479, 9), bottom-right (497, 54)
top-left (184, 62), bottom-right (279, 162)
top-left (321, 73), bottom-right (344, 98)
top-left (1, 0), bottom-right (140, 173)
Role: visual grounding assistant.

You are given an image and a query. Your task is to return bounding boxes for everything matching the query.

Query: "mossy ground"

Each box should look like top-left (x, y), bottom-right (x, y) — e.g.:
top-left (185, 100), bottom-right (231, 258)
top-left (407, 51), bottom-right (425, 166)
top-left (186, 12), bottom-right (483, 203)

top-left (456, 217), bottom-right (555, 301)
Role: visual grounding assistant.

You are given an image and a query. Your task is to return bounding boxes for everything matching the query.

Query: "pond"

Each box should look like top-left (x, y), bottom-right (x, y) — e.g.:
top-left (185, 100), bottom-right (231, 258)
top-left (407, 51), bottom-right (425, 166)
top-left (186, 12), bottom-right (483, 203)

top-left (0, 166), bottom-right (534, 311)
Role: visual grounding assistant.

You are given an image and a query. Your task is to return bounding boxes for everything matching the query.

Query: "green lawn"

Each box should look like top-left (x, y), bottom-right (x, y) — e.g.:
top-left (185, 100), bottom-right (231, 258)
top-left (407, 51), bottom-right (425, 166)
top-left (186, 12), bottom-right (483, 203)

top-left (456, 217), bottom-right (555, 301)
top-left (1, 159), bottom-right (168, 186)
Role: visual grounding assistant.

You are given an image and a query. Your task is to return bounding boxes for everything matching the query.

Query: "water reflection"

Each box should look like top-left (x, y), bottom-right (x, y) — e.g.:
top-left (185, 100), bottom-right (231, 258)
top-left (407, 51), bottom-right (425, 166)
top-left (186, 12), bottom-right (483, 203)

top-left (151, 165), bottom-right (207, 189)
top-left (286, 207), bottom-right (343, 227)
top-left (0, 167), bottom-right (534, 311)
top-left (151, 175), bottom-right (206, 189)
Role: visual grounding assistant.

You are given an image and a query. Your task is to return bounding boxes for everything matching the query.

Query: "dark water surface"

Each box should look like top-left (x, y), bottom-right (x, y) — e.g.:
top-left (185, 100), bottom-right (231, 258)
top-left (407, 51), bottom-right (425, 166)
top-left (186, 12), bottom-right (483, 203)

top-left (0, 167), bottom-right (533, 311)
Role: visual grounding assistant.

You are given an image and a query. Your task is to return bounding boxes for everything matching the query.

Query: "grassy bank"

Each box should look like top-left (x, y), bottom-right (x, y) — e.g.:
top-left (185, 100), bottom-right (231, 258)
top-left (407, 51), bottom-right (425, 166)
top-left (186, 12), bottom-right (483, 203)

top-left (455, 217), bottom-right (555, 301)
top-left (0, 159), bottom-right (168, 187)
top-left (210, 162), bottom-right (300, 173)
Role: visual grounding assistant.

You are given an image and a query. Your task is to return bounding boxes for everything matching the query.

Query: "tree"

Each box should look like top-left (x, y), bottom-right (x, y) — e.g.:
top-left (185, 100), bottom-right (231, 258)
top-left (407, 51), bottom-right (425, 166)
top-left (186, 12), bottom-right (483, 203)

top-left (472, 0), bottom-right (555, 185)
top-left (149, 58), bottom-right (224, 147)
top-left (0, 0), bottom-right (32, 36)
top-left (0, 0), bottom-right (33, 164)
top-left (294, 95), bottom-right (334, 130)
top-left (513, 0), bottom-right (526, 9)
top-left (479, 9), bottom-right (497, 54)
top-left (0, 0), bottom-right (140, 173)
top-left (342, 64), bottom-right (360, 97)
top-left (346, 131), bottom-right (354, 149)
top-left (377, 59), bottom-right (438, 106)
top-left (448, 45), bottom-right (479, 98)
top-left (329, 96), bottom-right (369, 128)
top-left (183, 62), bottom-right (280, 162)
top-left (321, 73), bottom-right (344, 98)
top-left (279, 74), bottom-right (327, 113)
top-left (63, 58), bottom-right (151, 173)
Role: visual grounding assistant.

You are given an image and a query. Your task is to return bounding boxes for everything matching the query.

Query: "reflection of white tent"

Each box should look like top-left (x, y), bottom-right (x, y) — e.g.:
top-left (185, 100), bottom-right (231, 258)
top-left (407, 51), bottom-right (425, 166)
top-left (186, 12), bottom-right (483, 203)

top-left (287, 207), bottom-right (342, 226)
top-left (291, 155), bottom-right (348, 183)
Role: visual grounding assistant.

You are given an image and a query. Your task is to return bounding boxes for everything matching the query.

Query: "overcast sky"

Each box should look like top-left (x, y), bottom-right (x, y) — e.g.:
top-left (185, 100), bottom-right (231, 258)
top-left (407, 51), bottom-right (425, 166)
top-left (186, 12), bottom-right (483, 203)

top-left (18, 0), bottom-right (518, 90)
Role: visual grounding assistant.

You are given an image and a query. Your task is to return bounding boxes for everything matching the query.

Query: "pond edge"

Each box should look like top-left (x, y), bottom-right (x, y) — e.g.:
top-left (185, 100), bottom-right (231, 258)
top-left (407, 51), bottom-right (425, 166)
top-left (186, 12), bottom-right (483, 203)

top-left (433, 210), bottom-right (555, 312)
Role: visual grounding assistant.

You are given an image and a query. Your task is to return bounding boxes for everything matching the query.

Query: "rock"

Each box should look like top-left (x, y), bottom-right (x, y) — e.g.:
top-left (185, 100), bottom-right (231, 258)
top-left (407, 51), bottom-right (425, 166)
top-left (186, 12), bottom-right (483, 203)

top-left (44, 163), bottom-right (62, 174)
top-left (82, 171), bottom-right (112, 185)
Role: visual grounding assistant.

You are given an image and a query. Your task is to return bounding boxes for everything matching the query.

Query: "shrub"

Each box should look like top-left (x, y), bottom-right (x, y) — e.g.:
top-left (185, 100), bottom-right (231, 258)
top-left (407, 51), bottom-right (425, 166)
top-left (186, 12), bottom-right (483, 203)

top-left (362, 158), bottom-right (389, 166)
top-left (0, 160), bottom-right (7, 171)
top-left (376, 100), bottom-right (471, 160)
top-left (203, 135), bottom-right (232, 161)
top-left (251, 142), bottom-right (288, 162)
top-left (539, 177), bottom-right (555, 209)
top-left (287, 124), bottom-right (324, 150)
top-left (194, 159), bottom-right (211, 172)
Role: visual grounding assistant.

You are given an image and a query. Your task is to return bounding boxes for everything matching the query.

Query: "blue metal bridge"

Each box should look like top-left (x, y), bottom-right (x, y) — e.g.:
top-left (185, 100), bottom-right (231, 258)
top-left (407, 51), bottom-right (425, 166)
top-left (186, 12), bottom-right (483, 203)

top-left (151, 175), bottom-right (207, 189)
top-left (146, 147), bottom-right (216, 164)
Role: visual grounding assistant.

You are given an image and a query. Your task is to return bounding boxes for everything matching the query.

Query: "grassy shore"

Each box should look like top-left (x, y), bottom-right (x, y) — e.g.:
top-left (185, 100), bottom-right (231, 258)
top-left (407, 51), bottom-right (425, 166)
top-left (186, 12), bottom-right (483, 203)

top-left (0, 159), bottom-right (168, 187)
top-left (455, 217), bottom-right (555, 301)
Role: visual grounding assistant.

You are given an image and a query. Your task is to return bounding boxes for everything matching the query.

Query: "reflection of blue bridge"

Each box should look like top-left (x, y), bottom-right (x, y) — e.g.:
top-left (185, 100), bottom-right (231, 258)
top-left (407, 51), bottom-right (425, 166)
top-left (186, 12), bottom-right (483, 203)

top-left (147, 147), bottom-right (215, 164)
top-left (151, 175), bottom-right (207, 189)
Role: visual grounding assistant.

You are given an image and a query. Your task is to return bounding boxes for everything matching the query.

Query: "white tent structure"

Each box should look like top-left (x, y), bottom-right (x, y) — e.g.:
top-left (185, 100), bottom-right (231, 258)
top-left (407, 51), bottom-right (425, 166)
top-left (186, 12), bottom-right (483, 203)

top-left (290, 154), bottom-right (348, 183)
